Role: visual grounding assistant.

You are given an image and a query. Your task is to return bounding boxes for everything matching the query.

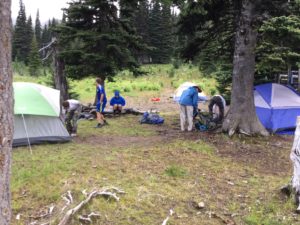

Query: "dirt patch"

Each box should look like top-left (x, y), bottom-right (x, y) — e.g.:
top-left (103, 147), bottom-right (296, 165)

top-left (78, 89), bottom-right (295, 178)
top-left (196, 132), bottom-right (293, 176)
top-left (75, 134), bottom-right (168, 149)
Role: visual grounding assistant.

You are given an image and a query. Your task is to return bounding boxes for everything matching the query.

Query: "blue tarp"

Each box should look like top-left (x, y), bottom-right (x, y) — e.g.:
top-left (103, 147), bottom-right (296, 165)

top-left (254, 83), bottom-right (300, 134)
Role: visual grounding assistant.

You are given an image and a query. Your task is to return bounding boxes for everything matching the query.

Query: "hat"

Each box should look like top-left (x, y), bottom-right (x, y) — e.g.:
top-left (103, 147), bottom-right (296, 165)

top-left (193, 86), bottom-right (202, 93)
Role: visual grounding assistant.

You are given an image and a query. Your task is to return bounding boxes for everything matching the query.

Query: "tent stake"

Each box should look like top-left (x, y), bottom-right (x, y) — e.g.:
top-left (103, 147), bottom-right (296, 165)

top-left (21, 114), bottom-right (33, 154)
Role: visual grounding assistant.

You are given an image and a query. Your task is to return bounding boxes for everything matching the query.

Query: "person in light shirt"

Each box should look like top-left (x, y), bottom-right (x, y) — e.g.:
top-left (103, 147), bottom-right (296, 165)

top-left (62, 99), bottom-right (82, 137)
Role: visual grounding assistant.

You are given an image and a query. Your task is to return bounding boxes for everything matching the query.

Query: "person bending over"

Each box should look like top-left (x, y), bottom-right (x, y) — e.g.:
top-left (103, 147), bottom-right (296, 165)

top-left (179, 86), bottom-right (201, 132)
top-left (110, 90), bottom-right (126, 115)
top-left (208, 95), bottom-right (226, 124)
top-left (62, 99), bottom-right (82, 137)
top-left (95, 77), bottom-right (108, 128)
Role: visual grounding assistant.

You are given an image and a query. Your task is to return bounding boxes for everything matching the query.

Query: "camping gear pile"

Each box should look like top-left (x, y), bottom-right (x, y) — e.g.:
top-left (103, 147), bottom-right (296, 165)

top-left (254, 83), bottom-right (300, 134)
top-left (13, 82), bottom-right (71, 147)
top-left (79, 105), bottom-right (145, 119)
top-left (140, 111), bottom-right (164, 124)
top-left (194, 111), bottom-right (220, 131)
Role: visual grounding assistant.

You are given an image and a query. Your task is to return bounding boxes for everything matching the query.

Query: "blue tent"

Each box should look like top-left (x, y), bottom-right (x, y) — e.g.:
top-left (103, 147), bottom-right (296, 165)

top-left (254, 83), bottom-right (300, 134)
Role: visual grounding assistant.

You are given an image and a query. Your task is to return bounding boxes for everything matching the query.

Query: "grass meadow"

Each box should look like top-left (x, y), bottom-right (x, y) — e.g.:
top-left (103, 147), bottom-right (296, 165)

top-left (11, 64), bottom-right (296, 225)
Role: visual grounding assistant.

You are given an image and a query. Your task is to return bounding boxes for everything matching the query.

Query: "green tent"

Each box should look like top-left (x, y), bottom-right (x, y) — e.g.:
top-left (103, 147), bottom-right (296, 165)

top-left (13, 82), bottom-right (71, 147)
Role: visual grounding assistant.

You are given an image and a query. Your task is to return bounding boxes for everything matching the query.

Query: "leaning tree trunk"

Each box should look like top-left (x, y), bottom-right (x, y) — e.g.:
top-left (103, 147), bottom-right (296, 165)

top-left (53, 38), bottom-right (69, 101)
top-left (0, 0), bottom-right (14, 224)
top-left (223, 0), bottom-right (268, 136)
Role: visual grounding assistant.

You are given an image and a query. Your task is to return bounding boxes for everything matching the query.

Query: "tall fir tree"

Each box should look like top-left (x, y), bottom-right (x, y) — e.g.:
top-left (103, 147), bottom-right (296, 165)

top-left (160, 2), bottom-right (174, 63)
top-left (148, 0), bottom-right (174, 63)
top-left (12, 0), bottom-right (27, 62)
top-left (56, 0), bottom-right (144, 79)
top-left (28, 35), bottom-right (41, 76)
top-left (35, 10), bottom-right (42, 47)
top-left (131, 0), bottom-right (152, 63)
top-left (25, 15), bottom-right (34, 64)
top-left (41, 24), bottom-right (50, 45)
top-left (148, 0), bottom-right (163, 63)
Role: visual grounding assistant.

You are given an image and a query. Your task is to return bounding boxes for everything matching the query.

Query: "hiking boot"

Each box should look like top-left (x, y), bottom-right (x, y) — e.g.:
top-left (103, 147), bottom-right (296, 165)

top-left (94, 123), bottom-right (103, 128)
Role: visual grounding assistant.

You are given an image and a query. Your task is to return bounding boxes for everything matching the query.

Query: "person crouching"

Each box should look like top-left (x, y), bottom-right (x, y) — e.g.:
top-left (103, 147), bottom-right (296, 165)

top-left (179, 86), bottom-right (201, 132)
top-left (62, 99), bottom-right (82, 137)
top-left (110, 90), bottom-right (126, 115)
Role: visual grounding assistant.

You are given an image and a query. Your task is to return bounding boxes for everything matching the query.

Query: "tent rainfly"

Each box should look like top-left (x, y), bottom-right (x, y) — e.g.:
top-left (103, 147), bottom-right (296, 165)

top-left (173, 82), bottom-right (207, 103)
top-left (254, 83), bottom-right (300, 134)
top-left (13, 82), bottom-right (71, 147)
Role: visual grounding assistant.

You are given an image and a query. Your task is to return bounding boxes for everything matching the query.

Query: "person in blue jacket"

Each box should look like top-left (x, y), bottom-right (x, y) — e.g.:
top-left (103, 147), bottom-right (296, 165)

top-left (179, 86), bottom-right (201, 131)
top-left (95, 77), bottom-right (108, 128)
top-left (110, 90), bottom-right (126, 115)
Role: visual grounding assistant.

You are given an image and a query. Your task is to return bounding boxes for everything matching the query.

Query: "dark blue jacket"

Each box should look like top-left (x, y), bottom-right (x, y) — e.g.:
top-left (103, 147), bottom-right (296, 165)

top-left (110, 91), bottom-right (126, 106)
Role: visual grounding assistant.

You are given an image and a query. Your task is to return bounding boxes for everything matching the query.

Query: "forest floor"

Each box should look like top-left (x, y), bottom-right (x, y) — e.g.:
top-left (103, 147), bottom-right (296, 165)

top-left (11, 90), bottom-right (298, 225)
top-left (11, 64), bottom-right (299, 225)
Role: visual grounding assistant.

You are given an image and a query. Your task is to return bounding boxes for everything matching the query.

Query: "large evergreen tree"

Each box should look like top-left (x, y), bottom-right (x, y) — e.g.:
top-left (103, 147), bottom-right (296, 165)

top-left (24, 15), bottom-right (34, 63)
top-left (35, 10), bottom-right (42, 47)
top-left (41, 24), bottom-right (50, 46)
top-left (28, 35), bottom-right (41, 76)
top-left (148, 0), bottom-right (163, 63)
top-left (160, 2), bottom-right (174, 62)
top-left (256, 15), bottom-right (300, 83)
top-left (133, 0), bottom-right (151, 63)
top-left (12, 0), bottom-right (27, 61)
top-left (57, 0), bottom-right (144, 79)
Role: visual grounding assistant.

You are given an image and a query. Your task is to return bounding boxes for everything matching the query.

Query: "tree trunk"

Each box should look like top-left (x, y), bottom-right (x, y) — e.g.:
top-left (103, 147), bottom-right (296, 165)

top-left (222, 0), bottom-right (268, 136)
top-left (0, 0), bottom-right (13, 224)
top-left (52, 38), bottom-right (69, 101)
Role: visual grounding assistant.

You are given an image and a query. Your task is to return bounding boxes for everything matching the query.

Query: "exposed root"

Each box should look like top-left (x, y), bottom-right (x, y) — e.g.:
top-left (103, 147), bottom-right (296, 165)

top-left (61, 191), bottom-right (73, 212)
top-left (223, 113), bottom-right (269, 137)
top-left (58, 187), bottom-right (124, 225)
top-left (78, 212), bottom-right (101, 224)
top-left (161, 209), bottom-right (174, 225)
top-left (28, 205), bottom-right (55, 220)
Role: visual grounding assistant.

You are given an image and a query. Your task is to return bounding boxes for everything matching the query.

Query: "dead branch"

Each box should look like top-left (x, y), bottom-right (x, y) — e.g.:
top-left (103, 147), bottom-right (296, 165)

top-left (58, 188), bottom-right (124, 225)
top-left (78, 212), bottom-right (101, 224)
top-left (78, 215), bottom-right (92, 224)
top-left (67, 190), bottom-right (73, 203)
top-left (61, 191), bottom-right (73, 212)
top-left (41, 50), bottom-right (53, 61)
top-left (28, 205), bottom-right (55, 220)
top-left (161, 209), bottom-right (174, 225)
top-left (39, 38), bottom-right (57, 53)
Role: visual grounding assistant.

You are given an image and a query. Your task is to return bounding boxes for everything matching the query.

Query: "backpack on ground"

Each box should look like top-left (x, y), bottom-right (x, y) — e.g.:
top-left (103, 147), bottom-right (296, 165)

top-left (195, 111), bottom-right (219, 131)
top-left (140, 112), bottom-right (164, 124)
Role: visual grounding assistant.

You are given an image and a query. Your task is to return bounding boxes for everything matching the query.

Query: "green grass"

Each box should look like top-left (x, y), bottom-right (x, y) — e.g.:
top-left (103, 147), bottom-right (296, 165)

top-left (13, 64), bottom-right (217, 103)
top-left (10, 114), bottom-right (296, 225)
top-left (70, 64), bottom-right (217, 103)
top-left (165, 165), bottom-right (187, 178)
top-left (10, 64), bottom-right (297, 225)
